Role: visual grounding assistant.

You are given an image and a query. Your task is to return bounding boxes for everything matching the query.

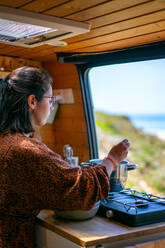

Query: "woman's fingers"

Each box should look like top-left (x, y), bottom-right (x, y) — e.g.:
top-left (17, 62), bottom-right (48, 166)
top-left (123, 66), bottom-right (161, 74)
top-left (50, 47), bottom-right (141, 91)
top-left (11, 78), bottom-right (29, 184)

top-left (108, 139), bottom-right (130, 164)
top-left (121, 139), bottom-right (130, 148)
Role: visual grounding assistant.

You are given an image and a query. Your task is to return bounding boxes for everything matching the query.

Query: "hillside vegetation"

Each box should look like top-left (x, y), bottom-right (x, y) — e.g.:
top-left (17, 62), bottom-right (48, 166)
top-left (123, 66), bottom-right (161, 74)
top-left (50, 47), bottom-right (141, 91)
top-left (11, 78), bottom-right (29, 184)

top-left (95, 111), bottom-right (165, 195)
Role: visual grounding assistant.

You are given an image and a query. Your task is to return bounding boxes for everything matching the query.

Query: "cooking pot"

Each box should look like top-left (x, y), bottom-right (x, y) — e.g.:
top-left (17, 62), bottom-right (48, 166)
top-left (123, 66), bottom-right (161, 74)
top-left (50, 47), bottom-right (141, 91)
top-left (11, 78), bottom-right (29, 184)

top-left (81, 159), bottom-right (138, 192)
top-left (109, 160), bottom-right (138, 192)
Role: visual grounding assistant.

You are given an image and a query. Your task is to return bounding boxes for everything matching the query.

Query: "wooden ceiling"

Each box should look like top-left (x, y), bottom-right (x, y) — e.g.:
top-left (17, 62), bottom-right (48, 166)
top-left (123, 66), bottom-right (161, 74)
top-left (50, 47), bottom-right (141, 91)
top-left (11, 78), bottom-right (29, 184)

top-left (0, 0), bottom-right (165, 61)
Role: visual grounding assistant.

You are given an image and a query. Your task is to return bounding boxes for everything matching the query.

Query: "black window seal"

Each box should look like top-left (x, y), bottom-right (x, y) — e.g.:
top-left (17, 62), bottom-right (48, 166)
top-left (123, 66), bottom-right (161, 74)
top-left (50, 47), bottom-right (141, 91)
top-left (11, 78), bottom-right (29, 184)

top-left (77, 65), bottom-right (99, 159)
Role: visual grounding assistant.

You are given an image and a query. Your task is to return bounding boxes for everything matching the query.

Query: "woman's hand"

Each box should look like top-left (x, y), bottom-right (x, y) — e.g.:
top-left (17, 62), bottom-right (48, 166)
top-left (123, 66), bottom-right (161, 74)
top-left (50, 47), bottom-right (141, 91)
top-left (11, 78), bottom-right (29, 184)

top-left (101, 139), bottom-right (130, 177)
top-left (108, 139), bottom-right (130, 165)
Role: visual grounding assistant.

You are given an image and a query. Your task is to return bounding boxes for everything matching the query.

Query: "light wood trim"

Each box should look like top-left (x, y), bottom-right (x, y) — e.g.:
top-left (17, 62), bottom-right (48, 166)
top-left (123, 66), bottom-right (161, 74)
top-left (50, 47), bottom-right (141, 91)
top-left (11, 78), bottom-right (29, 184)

top-left (44, 0), bottom-right (110, 17)
top-left (0, 0), bottom-right (31, 8)
top-left (51, 20), bottom-right (165, 52)
top-left (21, 0), bottom-right (69, 12)
top-left (20, 28), bottom-right (165, 57)
top-left (72, 30), bottom-right (165, 53)
top-left (89, 1), bottom-right (165, 29)
top-left (135, 239), bottom-right (165, 248)
top-left (67, 0), bottom-right (150, 21)
top-left (1, 28), bottom-right (164, 58)
top-left (37, 210), bottom-right (165, 247)
top-left (66, 10), bottom-right (165, 44)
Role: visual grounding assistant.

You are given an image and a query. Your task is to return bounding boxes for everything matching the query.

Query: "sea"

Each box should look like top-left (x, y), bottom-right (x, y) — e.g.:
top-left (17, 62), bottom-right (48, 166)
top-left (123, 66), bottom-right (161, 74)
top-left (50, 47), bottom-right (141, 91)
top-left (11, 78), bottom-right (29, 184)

top-left (128, 114), bottom-right (165, 140)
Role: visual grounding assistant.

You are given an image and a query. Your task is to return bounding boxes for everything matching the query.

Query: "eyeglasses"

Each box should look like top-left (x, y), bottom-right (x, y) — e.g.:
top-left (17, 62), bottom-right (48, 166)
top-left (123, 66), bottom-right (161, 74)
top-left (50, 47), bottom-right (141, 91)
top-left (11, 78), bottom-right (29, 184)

top-left (43, 96), bottom-right (57, 107)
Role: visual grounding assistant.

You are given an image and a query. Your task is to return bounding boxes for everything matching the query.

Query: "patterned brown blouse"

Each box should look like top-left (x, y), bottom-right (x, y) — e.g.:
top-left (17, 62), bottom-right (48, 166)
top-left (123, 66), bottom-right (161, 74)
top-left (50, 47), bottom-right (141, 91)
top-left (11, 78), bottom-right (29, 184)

top-left (0, 132), bottom-right (110, 248)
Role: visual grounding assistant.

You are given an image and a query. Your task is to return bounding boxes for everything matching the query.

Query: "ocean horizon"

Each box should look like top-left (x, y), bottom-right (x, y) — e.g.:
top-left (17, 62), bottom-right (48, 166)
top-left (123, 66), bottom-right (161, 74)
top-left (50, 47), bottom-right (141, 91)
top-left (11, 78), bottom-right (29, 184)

top-left (128, 113), bottom-right (165, 136)
top-left (96, 110), bottom-right (165, 137)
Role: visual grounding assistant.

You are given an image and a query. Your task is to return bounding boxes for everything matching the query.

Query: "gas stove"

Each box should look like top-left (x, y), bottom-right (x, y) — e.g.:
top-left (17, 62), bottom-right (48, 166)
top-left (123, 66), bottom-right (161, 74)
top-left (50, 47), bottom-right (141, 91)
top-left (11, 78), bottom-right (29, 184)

top-left (98, 188), bottom-right (165, 226)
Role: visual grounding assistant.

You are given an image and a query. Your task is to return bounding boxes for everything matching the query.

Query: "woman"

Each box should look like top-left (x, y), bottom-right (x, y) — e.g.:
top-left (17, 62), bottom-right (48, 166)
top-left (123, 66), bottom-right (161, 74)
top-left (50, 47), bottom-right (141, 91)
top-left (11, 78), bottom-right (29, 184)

top-left (0, 66), bottom-right (130, 248)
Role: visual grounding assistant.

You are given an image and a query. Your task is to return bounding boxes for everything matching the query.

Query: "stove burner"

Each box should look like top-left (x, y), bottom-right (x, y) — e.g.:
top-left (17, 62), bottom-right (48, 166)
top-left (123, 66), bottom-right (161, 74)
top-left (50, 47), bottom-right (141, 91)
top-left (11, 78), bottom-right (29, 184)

top-left (98, 188), bottom-right (165, 226)
top-left (134, 199), bottom-right (148, 207)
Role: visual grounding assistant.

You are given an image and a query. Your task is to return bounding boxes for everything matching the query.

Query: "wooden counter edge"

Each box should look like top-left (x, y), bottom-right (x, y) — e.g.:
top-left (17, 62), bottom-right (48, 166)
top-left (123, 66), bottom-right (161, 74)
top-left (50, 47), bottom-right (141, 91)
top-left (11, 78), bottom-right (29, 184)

top-left (36, 210), bottom-right (165, 247)
top-left (36, 211), bottom-right (85, 247)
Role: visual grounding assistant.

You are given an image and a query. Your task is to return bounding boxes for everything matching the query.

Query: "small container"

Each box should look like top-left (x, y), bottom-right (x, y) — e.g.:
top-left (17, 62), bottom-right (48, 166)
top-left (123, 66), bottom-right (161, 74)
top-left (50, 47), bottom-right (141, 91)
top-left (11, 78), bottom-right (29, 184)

top-left (63, 144), bottom-right (73, 160)
top-left (70, 156), bottom-right (79, 167)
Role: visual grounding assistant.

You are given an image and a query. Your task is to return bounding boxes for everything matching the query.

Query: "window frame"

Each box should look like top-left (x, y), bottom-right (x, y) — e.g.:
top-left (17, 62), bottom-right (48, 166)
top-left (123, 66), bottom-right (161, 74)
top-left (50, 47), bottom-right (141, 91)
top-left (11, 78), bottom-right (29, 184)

top-left (57, 41), bottom-right (165, 159)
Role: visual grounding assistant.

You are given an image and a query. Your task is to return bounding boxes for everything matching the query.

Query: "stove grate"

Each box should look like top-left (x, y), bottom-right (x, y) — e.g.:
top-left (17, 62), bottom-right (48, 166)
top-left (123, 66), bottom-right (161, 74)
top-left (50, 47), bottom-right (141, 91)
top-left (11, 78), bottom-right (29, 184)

top-left (104, 188), bottom-right (165, 214)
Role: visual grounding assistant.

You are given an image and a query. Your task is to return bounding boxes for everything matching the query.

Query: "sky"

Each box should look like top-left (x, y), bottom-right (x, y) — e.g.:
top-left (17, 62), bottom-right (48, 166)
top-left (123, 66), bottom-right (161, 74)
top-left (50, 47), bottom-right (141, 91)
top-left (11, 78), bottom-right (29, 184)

top-left (89, 58), bottom-right (165, 115)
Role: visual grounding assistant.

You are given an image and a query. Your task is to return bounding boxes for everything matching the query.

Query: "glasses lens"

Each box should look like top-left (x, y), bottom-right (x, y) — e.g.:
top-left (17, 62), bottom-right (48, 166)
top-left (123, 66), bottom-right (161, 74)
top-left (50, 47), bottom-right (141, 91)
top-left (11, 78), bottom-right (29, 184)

top-left (51, 96), bottom-right (56, 106)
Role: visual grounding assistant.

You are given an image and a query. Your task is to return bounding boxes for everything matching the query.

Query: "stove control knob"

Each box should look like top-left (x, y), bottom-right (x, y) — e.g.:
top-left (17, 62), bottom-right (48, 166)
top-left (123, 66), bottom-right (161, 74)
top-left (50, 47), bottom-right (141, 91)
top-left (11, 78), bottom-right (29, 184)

top-left (106, 210), bottom-right (114, 218)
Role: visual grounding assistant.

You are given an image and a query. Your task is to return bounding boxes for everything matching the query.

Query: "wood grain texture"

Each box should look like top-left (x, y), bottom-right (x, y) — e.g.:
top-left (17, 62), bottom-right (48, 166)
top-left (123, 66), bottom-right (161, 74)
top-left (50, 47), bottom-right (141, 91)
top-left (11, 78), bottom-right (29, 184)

top-left (72, 30), bottom-right (165, 52)
top-left (0, 0), bottom-right (32, 8)
top-left (0, 71), bottom-right (10, 77)
top-left (0, 44), bottom-right (25, 55)
top-left (65, 10), bottom-right (165, 43)
top-left (40, 61), bottom-right (90, 163)
top-left (88, 1), bottom-right (165, 29)
top-left (0, 45), bottom-right (57, 62)
top-left (37, 210), bottom-right (165, 247)
top-left (44, 0), bottom-right (111, 17)
top-left (66, 0), bottom-right (150, 21)
top-left (49, 20), bottom-right (165, 52)
top-left (0, 1), bottom-right (165, 58)
top-left (135, 239), bottom-right (165, 247)
top-left (5, 45), bottom-right (51, 58)
top-left (0, 56), bottom-right (41, 71)
top-left (21, 0), bottom-right (69, 12)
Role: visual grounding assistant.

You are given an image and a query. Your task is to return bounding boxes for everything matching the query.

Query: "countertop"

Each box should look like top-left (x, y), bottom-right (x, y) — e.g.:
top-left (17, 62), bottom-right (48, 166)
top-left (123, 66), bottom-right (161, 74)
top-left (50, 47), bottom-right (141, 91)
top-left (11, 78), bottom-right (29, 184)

top-left (36, 210), bottom-right (165, 247)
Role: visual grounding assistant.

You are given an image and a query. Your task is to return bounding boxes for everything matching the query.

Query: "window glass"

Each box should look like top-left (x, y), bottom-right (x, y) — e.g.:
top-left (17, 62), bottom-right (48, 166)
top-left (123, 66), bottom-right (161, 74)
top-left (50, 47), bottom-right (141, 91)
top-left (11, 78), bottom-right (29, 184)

top-left (89, 58), bottom-right (165, 196)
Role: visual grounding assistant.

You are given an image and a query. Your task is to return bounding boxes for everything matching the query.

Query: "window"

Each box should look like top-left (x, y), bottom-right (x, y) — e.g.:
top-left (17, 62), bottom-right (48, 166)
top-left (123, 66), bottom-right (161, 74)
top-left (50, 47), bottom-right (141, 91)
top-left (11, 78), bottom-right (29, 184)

top-left (88, 58), bottom-right (165, 196)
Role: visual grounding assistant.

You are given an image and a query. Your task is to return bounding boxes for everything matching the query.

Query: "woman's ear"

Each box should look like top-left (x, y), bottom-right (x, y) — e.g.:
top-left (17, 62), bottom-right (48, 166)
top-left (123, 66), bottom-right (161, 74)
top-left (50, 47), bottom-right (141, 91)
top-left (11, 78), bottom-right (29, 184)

top-left (27, 94), bottom-right (37, 110)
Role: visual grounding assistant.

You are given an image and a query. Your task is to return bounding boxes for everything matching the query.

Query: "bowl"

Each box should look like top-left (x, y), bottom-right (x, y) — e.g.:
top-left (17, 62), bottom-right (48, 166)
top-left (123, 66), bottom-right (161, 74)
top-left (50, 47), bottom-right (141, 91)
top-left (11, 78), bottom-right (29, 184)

top-left (54, 201), bottom-right (100, 221)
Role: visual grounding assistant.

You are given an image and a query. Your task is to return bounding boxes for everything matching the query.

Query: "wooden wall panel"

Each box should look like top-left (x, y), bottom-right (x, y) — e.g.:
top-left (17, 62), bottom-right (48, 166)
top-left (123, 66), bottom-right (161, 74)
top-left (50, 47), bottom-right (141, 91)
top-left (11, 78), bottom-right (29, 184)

top-left (0, 45), bottom-right (25, 55)
top-left (40, 61), bottom-right (90, 163)
top-left (0, 56), bottom-right (41, 71)
top-left (0, 71), bottom-right (10, 77)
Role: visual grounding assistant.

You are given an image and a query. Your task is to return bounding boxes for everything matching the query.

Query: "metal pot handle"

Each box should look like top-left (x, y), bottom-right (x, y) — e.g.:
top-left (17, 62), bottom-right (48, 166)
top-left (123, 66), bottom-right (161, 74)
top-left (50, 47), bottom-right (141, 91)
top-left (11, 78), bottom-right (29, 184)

top-left (80, 162), bottom-right (91, 168)
top-left (126, 164), bottom-right (138, 171)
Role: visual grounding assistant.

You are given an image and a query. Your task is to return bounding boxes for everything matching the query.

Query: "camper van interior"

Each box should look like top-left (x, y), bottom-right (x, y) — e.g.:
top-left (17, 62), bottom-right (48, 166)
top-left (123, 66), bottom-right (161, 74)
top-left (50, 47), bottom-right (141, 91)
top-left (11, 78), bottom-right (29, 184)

top-left (0, 1), bottom-right (165, 247)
